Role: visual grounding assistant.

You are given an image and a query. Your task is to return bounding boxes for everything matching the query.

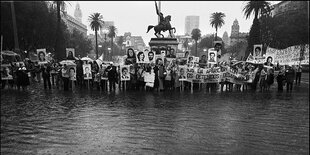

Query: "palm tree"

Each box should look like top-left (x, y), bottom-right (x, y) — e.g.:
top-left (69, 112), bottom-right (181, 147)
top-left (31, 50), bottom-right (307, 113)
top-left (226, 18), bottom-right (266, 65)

top-left (108, 25), bottom-right (117, 59)
top-left (210, 12), bottom-right (225, 41)
top-left (243, 1), bottom-right (271, 21)
top-left (242, 1), bottom-right (271, 58)
top-left (89, 13), bottom-right (104, 59)
top-left (191, 28), bottom-right (201, 57)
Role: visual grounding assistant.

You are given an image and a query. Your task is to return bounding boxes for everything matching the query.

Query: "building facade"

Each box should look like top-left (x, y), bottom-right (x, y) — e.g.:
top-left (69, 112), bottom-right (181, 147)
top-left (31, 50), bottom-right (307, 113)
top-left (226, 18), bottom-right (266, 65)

top-left (184, 16), bottom-right (199, 35)
top-left (222, 31), bottom-right (230, 48)
top-left (61, 3), bottom-right (87, 36)
top-left (230, 19), bottom-right (248, 46)
top-left (122, 32), bottom-right (146, 52)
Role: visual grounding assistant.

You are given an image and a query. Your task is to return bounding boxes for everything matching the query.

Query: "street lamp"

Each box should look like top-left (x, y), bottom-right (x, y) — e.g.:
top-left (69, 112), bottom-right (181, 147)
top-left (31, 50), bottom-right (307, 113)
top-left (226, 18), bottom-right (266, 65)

top-left (108, 47), bottom-right (111, 61)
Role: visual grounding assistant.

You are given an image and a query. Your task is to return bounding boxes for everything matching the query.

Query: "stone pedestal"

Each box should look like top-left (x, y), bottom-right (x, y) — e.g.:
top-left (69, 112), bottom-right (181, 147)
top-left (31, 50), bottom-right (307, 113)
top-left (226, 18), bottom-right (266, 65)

top-left (149, 38), bottom-right (179, 55)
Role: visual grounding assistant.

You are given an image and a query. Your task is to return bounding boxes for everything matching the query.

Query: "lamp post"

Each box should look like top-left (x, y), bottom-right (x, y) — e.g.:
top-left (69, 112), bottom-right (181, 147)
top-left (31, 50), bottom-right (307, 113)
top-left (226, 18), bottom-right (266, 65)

top-left (108, 47), bottom-right (111, 61)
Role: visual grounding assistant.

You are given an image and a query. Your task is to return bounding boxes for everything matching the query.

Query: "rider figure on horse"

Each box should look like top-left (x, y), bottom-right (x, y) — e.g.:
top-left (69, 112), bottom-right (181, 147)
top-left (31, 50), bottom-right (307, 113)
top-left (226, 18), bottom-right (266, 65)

top-left (155, 1), bottom-right (167, 30)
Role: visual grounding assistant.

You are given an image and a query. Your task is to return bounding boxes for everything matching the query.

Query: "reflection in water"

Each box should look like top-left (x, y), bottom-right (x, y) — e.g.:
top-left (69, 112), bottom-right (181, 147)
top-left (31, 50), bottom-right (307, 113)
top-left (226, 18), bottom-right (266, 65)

top-left (1, 84), bottom-right (309, 154)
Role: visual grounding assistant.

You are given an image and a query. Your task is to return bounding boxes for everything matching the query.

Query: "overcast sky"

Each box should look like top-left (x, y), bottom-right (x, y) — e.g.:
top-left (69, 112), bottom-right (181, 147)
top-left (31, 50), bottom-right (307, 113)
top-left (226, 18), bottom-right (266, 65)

top-left (66, 1), bottom-right (280, 43)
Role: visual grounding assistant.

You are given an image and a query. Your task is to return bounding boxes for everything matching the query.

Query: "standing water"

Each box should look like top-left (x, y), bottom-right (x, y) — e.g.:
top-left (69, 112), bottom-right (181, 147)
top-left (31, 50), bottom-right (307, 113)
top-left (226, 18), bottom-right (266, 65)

top-left (1, 84), bottom-right (309, 154)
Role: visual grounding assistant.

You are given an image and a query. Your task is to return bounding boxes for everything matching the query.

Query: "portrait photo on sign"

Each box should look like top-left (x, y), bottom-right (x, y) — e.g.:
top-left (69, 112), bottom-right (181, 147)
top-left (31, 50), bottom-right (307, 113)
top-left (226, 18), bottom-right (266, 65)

top-left (178, 65), bottom-right (187, 80)
top-left (127, 48), bottom-right (136, 59)
top-left (68, 66), bottom-right (76, 81)
top-left (120, 65), bottom-right (130, 81)
top-left (155, 54), bottom-right (164, 65)
top-left (136, 51), bottom-right (146, 63)
top-left (83, 64), bottom-right (92, 79)
top-left (1, 66), bottom-right (13, 80)
top-left (208, 49), bottom-right (217, 64)
top-left (147, 51), bottom-right (155, 63)
top-left (66, 48), bottom-right (75, 60)
top-left (187, 56), bottom-right (194, 64)
top-left (253, 44), bottom-right (263, 58)
top-left (37, 49), bottom-right (47, 62)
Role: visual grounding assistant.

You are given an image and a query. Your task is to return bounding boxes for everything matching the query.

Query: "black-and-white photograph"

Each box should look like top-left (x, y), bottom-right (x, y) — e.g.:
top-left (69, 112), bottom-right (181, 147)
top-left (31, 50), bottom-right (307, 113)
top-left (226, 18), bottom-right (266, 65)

top-left (1, 1), bottom-right (309, 155)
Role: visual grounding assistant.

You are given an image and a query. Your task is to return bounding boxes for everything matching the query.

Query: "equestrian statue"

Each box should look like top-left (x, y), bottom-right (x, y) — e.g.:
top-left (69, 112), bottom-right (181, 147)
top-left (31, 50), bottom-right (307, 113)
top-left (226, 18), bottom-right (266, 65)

top-left (147, 1), bottom-right (176, 38)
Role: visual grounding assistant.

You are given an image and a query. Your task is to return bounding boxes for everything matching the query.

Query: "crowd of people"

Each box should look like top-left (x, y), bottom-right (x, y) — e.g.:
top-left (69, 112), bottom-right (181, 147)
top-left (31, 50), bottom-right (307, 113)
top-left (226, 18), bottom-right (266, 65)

top-left (0, 52), bottom-right (305, 93)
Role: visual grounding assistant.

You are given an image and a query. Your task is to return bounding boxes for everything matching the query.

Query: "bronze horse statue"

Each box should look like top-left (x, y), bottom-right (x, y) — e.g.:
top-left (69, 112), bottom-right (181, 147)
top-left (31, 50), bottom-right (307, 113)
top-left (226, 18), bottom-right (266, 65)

top-left (147, 15), bottom-right (176, 38)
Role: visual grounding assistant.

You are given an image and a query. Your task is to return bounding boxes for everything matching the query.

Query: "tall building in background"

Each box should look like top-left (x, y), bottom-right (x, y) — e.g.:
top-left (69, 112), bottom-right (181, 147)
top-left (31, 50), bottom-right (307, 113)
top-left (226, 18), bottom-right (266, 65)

top-left (222, 31), bottom-right (230, 48)
top-left (230, 19), bottom-right (248, 46)
top-left (74, 3), bottom-right (82, 23)
top-left (184, 16), bottom-right (199, 35)
top-left (61, 3), bottom-right (87, 36)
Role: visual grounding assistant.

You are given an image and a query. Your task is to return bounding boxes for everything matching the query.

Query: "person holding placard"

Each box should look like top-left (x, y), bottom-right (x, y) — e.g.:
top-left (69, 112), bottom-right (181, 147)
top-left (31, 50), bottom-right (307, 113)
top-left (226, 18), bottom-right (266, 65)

top-left (41, 63), bottom-right (51, 89)
top-left (62, 64), bottom-right (70, 91)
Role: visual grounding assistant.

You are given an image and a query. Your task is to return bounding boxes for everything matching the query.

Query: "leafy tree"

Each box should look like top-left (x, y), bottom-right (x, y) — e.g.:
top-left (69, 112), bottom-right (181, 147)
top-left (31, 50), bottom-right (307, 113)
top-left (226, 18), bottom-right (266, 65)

top-left (242, 1), bottom-right (271, 58)
top-left (52, 1), bottom-right (67, 60)
top-left (89, 12), bottom-right (104, 59)
top-left (210, 12), bottom-right (225, 41)
top-left (67, 29), bottom-right (93, 57)
top-left (117, 36), bottom-right (124, 47)
top-left (191, 28), bottom-right (201, 57)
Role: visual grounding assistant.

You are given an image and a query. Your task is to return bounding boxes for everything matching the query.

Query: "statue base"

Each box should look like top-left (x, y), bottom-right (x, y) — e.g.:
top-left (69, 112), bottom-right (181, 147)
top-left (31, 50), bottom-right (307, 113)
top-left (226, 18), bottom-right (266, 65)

top-left (149, 38), bottom-right (179, 55)
top-left (149, 38), bottom-right (178, 46)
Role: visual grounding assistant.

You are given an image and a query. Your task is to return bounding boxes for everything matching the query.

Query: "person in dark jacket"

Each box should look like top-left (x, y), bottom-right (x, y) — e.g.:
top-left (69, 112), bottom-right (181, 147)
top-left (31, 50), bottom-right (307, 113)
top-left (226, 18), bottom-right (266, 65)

top-left (108, 65), bottom-right (118, 92)
top-left (276, 66), bottom-right (286, 91)
top-left (16, 65), bottom-right (30, 90)
top-left (76, 59), bottom-right (84, 88)
top-left (285, 65), bottom-right (295, 92)
top-left (41, 63), bottom-right (52, 89)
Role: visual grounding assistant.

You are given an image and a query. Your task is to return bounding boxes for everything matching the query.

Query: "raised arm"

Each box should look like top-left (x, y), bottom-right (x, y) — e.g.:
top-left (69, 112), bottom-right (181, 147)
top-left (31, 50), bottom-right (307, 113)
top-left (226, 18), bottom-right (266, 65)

top-left (155, 1), bottom-right (160, 15)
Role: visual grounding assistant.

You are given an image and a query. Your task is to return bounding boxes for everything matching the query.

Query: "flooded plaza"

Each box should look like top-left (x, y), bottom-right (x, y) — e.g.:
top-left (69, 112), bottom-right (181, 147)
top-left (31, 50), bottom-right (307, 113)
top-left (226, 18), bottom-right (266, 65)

top-left (1, 83), bottom-right (309, 154)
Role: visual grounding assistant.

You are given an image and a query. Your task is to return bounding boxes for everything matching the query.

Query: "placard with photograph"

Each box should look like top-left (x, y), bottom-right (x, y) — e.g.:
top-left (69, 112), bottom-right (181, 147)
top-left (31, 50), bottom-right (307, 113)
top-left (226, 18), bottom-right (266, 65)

top-left (207, 49), bottom-right (217, 64)
top-left (120, 65), bottom-right (130, 81)
top-left (66, 48), bottom-right (75, 60)
top-left (68, 65), bottom-right (76, 81)
top-left (253, 44), bottom-right (263, 59)
top-left (83, 64), bottom-right (92, 79)
top-left (37, 48), bottom-right (47, 64)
